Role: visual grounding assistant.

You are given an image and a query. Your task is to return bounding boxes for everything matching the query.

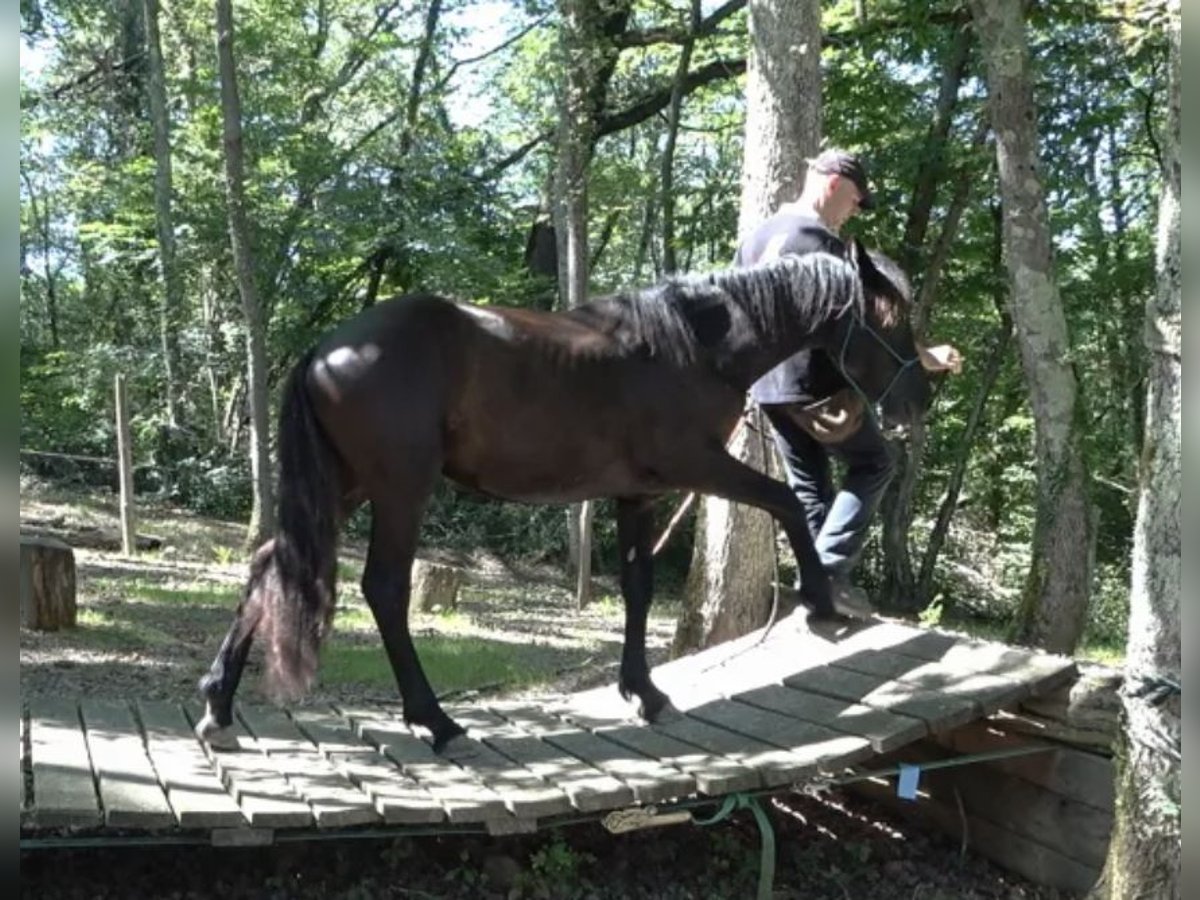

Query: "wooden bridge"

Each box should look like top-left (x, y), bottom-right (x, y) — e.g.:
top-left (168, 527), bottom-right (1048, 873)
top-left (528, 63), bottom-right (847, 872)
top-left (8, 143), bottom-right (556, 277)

top-left (21, 613), bottom-right (1079, 852)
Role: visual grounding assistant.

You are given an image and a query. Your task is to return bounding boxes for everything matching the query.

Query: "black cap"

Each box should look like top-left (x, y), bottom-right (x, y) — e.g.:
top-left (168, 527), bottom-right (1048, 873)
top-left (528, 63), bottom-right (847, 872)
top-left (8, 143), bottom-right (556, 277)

top-left (807, 149), bottom-right (876, 210)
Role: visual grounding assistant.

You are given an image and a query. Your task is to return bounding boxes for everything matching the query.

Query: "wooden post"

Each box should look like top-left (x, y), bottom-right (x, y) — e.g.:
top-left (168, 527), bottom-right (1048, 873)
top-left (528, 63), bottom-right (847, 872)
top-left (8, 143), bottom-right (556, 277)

top-left (20, 535), bottom-right (77, 630)
top-left (114, 373), bottom-right (136, 555)
top-left (576, 499), bottom-right (593, 610)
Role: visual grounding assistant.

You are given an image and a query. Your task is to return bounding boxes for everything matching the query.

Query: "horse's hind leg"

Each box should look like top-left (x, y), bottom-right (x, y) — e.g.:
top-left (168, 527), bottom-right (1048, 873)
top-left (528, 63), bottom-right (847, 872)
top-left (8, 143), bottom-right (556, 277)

top-left (194, 553), bottom-right (269, 750)
top-left (615, 496), bottom-right (672, 722)
top-left (362, 494), bottom-right (465, 753)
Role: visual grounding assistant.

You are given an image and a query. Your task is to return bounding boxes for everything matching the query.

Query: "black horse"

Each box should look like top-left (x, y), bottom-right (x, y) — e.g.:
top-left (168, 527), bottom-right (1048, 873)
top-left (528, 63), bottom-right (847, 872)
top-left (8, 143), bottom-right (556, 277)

top-left (195, 239), bottom-right (929, 753)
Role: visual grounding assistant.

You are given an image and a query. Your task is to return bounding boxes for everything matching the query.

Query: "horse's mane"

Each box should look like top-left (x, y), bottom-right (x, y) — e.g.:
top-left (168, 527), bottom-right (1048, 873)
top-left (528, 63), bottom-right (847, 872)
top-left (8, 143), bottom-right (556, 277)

top-left (581, 252), bottom-right (867, 368)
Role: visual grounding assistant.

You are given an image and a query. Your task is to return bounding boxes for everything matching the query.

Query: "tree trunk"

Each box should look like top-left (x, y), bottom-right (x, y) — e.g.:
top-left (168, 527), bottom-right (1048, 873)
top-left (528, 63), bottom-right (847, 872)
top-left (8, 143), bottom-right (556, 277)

top-left (735, 0), bottom-right (822, 238)
top-left (917, 206), bottom-right (1011, 601)
top-left (660, 0), bottom-right (699, 274)
top-left (555, 0), bottom-right (601, 608)
top-left (144, 0), bottom-right (183, 428)
top-left (969, 0), bottom-right (1092, 654)
top-left (672, 423), bottom-right (775, 654)
top-left (879, 125), bottom-right (979, 611)
top-left (216, 0), bottom-right (275, 549)
top-left (1090, 4), bottom-right (1181, 895)
top-left (676, 0), bottom-right (821, 655)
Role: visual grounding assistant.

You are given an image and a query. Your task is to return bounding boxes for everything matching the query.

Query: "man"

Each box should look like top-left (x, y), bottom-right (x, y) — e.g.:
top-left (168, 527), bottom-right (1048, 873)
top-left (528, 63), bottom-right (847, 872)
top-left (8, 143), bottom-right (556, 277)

top-left (736, 149), bottom-right (961, 615)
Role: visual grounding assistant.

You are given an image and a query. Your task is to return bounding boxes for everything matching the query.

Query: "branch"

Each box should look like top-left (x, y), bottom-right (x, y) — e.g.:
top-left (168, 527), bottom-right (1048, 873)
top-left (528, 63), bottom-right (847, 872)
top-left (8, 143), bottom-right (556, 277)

top-left (482, 55), bottom-right (746, 181)
top-left (615, 0), bottom-right (745, 48)
top-left (431, 13), bottom-right (550, 96)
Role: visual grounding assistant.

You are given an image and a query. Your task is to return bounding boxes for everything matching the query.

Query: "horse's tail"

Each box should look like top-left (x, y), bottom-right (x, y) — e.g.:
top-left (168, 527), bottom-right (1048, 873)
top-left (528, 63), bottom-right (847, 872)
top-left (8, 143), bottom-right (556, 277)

top-left (255, 348), bottom-right (341, 702)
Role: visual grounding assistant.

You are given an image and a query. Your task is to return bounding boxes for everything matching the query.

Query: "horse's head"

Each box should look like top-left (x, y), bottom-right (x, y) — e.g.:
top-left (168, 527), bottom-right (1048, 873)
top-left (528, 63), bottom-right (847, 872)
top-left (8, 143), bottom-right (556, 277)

top-left (831, 238), bottom-right (931, 429)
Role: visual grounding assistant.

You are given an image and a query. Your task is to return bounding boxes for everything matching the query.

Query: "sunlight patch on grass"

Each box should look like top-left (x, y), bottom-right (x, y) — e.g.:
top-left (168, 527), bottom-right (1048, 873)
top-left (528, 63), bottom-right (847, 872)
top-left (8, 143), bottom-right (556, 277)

top-left (91, 577), bottom-right (235, 609)
top-left (321, 634), bottom-right (591, 694)
top-left (74, 608), bottom-right (183, 651)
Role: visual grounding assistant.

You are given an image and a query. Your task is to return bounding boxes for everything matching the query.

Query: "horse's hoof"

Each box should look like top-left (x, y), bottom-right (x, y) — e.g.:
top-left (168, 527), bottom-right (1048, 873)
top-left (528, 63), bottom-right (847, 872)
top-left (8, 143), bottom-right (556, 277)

top-left (194, 713), bottom-right (241, 751)
top-left (438, 733), bottom-right (479, 761)
top-left (637, 693), bottom-right (677, 724)
top-left (642, 700), bottom-right (681, 724)
top-left (429, 722), bottom-right (468, 755)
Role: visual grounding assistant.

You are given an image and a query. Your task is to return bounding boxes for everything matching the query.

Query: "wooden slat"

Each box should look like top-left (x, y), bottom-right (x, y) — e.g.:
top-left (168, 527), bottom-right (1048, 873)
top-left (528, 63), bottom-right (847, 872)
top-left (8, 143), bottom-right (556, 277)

top-left (136, 701), bottom-right (245, 829)
top-left (488, 703), bottom-right (695, 805)
top-left (590, 722), bottom-right (760, 796)
top-left (340, 705), bottom-right (509, 824)
top-left (287, 708), bottom-right (445, 825)
top-left (27, 699), bottom-right (100, 828)
top-left (878, 740), bottom-right (1112, 870)
top-left (237, 705), bottom-right (380, 829)
top-left (937, 721), bottom-right (1115, 813)
top-left (785, 665), bottom-right (979, 732)
top-left (851, 774), bottom-right (1100, 894)
top-left (832, 651), bottom-right (1030, 715)
top-left (732, 684), bottom-right (927, 753)
top-left (185, 705), bottom-right (313, 829)
top-left (450, 705), bottom-right (629, 814)
top-left (79, 700), bottom-right (174, 829)
top-left (650, 712), bottom-right (817, 788)
top-left (434, 724), bottom-right (576, 821)
top-left (683, 698), bottom-right (874, 775)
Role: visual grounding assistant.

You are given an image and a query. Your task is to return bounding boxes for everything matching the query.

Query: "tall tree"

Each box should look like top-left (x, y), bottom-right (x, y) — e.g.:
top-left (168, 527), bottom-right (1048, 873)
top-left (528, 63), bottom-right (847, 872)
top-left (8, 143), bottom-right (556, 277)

top-left (555, 0), bottom-right (601, 608)
top-left (143, 0), bottom-right (183, 427)
top-left (674, 0), bottom-right (821, 654)
top-left (216, 0), bottom-right (274, 547)
top-left (1092, 3), bottom-right (1181, 896)
top-left (969, 0), bottom-right (1093, 653)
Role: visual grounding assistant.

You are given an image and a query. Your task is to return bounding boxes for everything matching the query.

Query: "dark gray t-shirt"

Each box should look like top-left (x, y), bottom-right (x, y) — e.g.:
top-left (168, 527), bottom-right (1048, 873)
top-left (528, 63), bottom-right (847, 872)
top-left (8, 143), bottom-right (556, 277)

top-left (735, 210), bottom-right (847, 405)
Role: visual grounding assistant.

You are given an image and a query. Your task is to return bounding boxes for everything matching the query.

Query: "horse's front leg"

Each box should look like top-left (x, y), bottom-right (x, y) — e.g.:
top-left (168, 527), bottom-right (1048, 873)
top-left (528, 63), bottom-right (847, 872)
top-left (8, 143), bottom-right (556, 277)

top-left (681, 446), bottom-right (837, 620)
top-left (615, 496), bottom-right (673, 721)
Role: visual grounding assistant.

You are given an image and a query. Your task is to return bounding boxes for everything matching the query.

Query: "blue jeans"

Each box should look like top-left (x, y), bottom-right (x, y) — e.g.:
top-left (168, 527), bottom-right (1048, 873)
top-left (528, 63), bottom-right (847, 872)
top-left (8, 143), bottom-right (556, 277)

top-left (762, 403), bottom-right (897, 582)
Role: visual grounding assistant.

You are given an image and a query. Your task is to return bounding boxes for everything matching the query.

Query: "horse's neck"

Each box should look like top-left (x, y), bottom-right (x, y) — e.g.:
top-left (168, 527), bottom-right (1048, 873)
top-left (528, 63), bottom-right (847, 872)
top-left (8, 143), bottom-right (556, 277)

top-left (698, 288), bottom-right (836, 392)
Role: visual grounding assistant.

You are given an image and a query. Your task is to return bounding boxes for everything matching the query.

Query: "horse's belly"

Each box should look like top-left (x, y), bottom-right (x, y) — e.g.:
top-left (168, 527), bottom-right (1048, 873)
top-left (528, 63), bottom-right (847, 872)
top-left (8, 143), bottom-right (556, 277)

top-left (443, 433), bottom-right (652, 503)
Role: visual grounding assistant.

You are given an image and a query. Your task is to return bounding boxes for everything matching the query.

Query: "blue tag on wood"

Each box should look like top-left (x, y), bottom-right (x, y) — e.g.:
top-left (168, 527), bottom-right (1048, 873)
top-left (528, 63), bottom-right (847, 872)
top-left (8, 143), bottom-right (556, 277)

top-left (897, 763), bottom-right (921, 800)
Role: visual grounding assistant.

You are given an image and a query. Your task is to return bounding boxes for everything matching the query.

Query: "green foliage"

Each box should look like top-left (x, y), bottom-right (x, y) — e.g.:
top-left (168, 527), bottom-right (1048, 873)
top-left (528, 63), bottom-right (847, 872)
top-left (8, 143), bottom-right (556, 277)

top-left (20, 0), bottom-right (1168, 649)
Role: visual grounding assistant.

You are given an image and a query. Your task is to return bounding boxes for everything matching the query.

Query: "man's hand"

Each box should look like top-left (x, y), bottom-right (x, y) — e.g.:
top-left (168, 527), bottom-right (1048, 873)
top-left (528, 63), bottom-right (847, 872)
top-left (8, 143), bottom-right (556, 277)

top-left (917, 343), bottom-right (963, 374)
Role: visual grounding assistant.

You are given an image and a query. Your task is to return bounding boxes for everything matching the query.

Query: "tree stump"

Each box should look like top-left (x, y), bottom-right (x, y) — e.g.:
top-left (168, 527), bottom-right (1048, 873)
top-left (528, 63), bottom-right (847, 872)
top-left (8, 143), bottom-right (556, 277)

top-left (20, 535), bottom-right (77, 630)
top-left (412, 560), bottom-right (460, 613)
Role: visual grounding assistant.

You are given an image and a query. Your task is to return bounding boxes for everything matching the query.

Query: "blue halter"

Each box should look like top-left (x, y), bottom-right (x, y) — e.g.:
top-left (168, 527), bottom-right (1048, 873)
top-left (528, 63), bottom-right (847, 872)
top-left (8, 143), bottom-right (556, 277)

top-left (837, 309), bottom-right (921, 427)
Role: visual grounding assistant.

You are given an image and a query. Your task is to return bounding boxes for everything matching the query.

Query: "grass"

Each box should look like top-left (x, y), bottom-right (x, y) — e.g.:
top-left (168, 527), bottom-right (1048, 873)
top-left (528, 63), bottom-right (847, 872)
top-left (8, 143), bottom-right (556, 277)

top-left (74, 608), bottom-right (187, 651)
top-left (320, 633), bottom-right (593, 694)
top-left (91, 576), bottom-right (237, 609)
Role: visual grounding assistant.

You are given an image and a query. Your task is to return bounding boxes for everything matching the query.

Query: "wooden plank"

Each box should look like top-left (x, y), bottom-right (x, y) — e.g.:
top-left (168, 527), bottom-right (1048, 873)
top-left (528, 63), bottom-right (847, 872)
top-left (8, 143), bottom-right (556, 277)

top-left (27, 699), bottom-right (101, 829)
top-left (237, 705), bottom-right (381, 829)
top-left (938, 721), bottom-right (1114, 812)
top-left (881, 740), bottom-right (1112, 871)
top-left (340, 705), bottom-right (509, 824)
top-left (450, 705), bottom-right (630, 814)
top-left (79, 699), bottom-right (175, 829)
top-left (649, 712), bottom-right (819, 788)
top-left (831, 651), bottom-right (1031, 715)
top-left (184, 705), bottom-right (313, 829)
top-left (784, 665), bottom-right (978, 733)
top-left (733, 684), bottom-right (927, 753)
top-left (287, 709), bottom-right (445, 825)
top-left (136, 701), bottom-right (245, 829)
top-left (851, 775), bottom-right (1101, 894)
top-left (585, 722), bottom-right (760, 797)
top-left (487, 703), bottom-right (695, 805)
top-left (682, 698), bottom-right (874, 776)
top-left (427, 713), bottom-right (577, 820)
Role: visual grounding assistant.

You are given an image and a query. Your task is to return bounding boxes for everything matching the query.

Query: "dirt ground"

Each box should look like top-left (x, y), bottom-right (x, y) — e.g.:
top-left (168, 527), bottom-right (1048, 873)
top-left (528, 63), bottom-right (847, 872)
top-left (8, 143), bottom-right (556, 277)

top-left (19, 484), bottom-right (1079, 899)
